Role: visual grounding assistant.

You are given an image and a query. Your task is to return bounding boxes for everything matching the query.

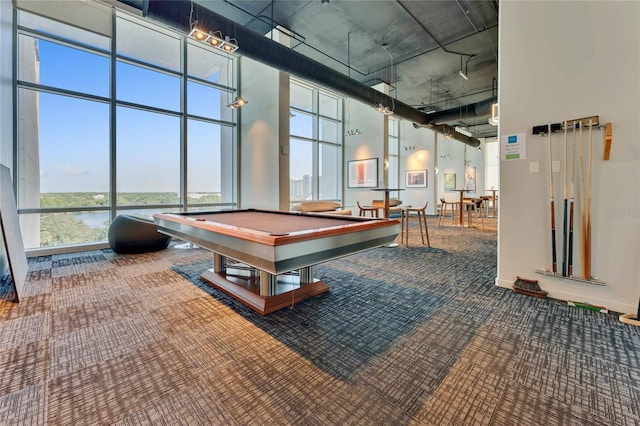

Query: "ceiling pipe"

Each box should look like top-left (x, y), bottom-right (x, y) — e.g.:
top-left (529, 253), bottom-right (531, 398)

top-left (423, 96), bottom-right (496, 125)
top-left (118, 0), bottom-right (489, 147)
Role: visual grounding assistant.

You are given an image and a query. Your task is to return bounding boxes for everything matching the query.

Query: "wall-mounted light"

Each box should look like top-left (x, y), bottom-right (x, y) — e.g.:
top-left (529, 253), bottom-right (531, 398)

top-left (227, 96), bottom-right (248, 109)
top-left (188, 28), bottom-right (239, 53)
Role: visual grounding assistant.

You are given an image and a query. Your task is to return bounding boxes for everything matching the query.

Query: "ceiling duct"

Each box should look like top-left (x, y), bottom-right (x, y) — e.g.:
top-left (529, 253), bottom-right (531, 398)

top-left (118, 0), bottom-right (491, 147)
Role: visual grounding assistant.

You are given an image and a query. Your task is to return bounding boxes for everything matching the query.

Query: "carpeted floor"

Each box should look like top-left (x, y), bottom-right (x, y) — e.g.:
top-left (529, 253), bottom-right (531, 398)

top-left (0, 216), bottom-right (639, 425)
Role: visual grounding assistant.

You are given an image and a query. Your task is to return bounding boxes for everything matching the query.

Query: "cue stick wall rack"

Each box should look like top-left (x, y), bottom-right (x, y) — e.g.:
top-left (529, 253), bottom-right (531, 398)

top-left (532, 115), bottom-right (614, 161)
top-left (535, 269), bottom-right (606, 286)
top-left (532, 115), bottom-right (601, 135)
top-left (531, 114), bottom-right (613, 287)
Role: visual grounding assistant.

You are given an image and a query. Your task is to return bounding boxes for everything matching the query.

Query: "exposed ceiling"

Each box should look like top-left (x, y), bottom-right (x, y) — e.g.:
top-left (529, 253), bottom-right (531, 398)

top-left (193, 0), bottom-right (499, 139)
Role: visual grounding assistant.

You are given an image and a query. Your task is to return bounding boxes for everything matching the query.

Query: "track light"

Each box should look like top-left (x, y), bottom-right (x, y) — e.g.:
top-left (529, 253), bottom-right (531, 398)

top-left (454, 126), bottom-right (472, 137)
top-left (227, 96), bottom-right (248, 109)
top-left (459, 55), bottom-right (469, 80)
top-left (188, 28), bottom-right (239, 53)
top-left (344, 129), bottom-right (361, 137)
top-left (222, 37), bottom-right (239, 52)
top-left (207, 30), bottom-right (224, 47)
top-left (189, 28), bottom-right (208, 42)
top-left (375, 103), bottom-right (393, 115)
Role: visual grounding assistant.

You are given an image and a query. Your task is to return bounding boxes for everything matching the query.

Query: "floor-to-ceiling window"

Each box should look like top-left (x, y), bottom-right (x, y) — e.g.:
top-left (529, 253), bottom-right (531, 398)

top-left (388, 117), bottom-right (399, 188)
top-left (289, 80), bottom-right (342, 203)
top-left (15, 4), bottom-right (237, 250)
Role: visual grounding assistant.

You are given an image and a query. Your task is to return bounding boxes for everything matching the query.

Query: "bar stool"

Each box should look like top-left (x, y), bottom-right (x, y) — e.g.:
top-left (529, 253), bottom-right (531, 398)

top-left (357, 201), bottom-right (379, 217)
top-left (464, 198), bottom-right (485, 228)
top-left (478, 196), bottom-right (491, 217)
top-left (438, 197), bottom-right (457, 226)
top-left (402, 202), bottom-right (430, 247)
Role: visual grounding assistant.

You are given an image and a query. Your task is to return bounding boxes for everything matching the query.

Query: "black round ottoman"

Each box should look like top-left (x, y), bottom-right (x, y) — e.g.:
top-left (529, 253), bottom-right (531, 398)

top-left (108, 215), bottom-right (171, 254)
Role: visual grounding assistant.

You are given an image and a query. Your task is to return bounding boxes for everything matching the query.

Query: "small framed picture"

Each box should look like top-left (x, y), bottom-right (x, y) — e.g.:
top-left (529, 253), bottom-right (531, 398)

top-left (444, 173), bottom-right (456, 191)
top-left (405, 169), bottom-right (427, 188)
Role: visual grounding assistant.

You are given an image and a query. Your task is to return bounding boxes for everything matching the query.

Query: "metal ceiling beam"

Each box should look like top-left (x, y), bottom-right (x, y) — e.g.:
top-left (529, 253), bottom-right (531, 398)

top-left (118, 0), bottom-right (493, 147)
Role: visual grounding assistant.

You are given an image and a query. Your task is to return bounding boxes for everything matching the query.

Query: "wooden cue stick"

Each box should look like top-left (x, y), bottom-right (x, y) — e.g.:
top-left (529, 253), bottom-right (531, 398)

top-left (586, 119), bottom-right (593, 279)
top-left (561, 121), bottom-right (569, 276)
top-left (568, 121), bottom-right (576, 277)
top-left (579, 122), bottom-right (587, 279)
top-left (548, 124), bottom-right (557, 274)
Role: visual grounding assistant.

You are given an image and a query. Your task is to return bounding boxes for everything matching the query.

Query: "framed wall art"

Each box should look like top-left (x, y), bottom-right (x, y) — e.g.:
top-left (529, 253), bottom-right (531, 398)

top-left (347, 158), bottom-right (378, 188)
top-left (444, 173), bottom-right (456, 191)
top-left (464, 166), bottom-right (476, 191)
top-left (405, 169), bottom-right (427, 188)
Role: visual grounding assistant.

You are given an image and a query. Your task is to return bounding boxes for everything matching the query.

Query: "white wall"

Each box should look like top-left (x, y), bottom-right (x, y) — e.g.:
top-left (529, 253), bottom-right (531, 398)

top-left (498, 1), bottom-right (640, 313)
top-left (238, 56), bottom-right (285, 210)
top-left (399, 121), bottom-right (436, 214)
top-left (343, 98), bottom-right (386, 210)
top-left (436, 134), bottom-right (466, 205)
top-left (343, 98), bottom-right (487, 216)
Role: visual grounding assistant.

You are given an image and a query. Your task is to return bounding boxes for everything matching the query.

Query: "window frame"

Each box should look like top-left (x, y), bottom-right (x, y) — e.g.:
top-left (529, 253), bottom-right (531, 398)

top-left (14, 6), bottom-right (238, 253)
top-left (289, 79), bottom-right (343, 205)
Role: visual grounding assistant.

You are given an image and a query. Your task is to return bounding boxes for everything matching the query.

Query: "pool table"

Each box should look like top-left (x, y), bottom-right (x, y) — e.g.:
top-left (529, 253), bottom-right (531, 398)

top-left (154, 209), bottom-right (400, 314)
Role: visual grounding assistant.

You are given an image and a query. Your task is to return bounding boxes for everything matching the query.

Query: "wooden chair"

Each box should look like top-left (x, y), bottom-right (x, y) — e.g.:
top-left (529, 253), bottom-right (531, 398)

top-left (402, 202), bottom-right (430, 247)
top-left (357, 201), bottom-right (379, 217)
top-left (387, 198), bottom-right (403, 218)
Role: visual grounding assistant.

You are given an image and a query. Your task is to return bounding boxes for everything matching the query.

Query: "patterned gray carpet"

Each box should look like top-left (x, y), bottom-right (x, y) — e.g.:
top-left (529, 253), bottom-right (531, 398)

top-left (0, 216), bottom-right (639, 425)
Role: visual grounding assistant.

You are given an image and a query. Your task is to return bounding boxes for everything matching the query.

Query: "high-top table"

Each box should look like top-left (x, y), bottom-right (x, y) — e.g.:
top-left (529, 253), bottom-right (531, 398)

top-left (370, 188), bottom-right (404, 218)
top-left (452, 189), bottom-right (471, 226)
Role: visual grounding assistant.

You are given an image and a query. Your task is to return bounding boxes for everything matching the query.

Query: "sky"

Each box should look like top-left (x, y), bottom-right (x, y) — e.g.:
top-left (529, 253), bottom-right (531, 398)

top-left (30, 30), bottom-right (319, 195)
top-left (34, 39), bottom-right (226, 193)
